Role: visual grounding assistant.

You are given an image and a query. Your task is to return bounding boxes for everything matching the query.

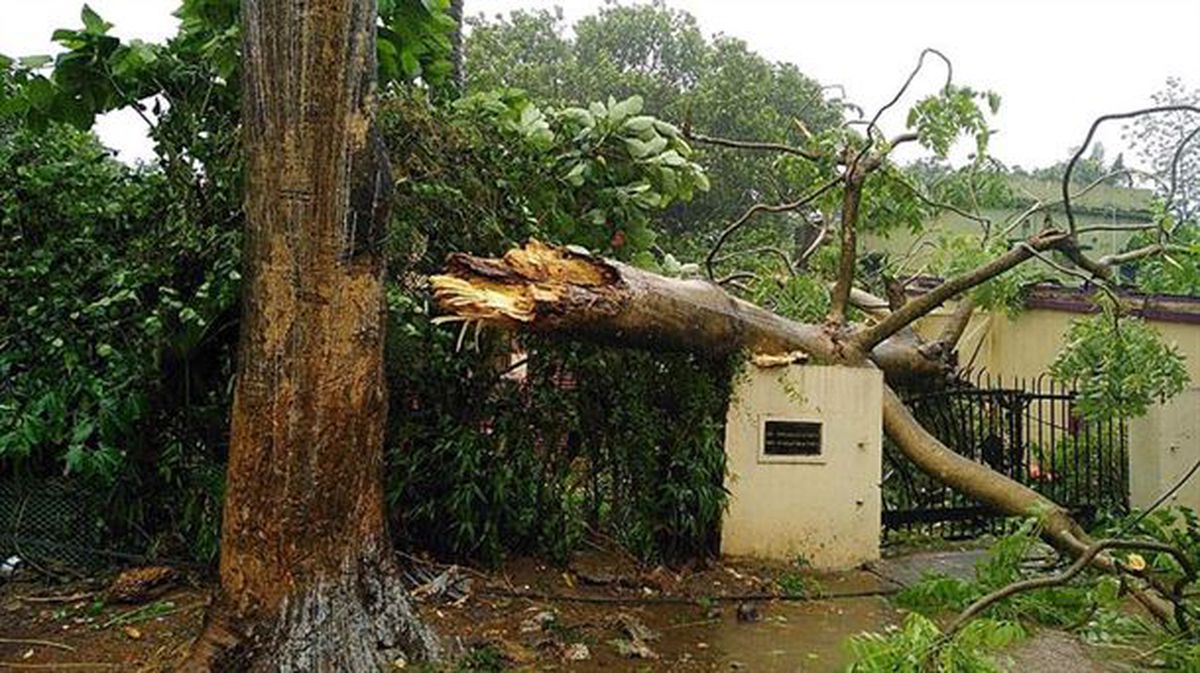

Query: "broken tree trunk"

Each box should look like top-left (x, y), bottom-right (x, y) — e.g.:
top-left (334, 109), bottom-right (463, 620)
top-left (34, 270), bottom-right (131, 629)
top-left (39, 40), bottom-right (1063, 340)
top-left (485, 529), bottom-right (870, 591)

top-left (433, 241), bottom-right (947, 382)
top-left (180, 1), bottom-right (439, 670)
top-left (430, 242), bottom-right (1169, 620)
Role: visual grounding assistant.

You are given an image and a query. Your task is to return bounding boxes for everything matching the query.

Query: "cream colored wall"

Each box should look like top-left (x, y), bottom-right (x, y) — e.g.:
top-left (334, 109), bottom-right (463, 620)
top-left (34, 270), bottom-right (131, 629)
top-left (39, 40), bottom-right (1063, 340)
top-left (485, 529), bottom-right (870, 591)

top-left (1129, 389), bottom-right (1200, 512)
top-left (915, 304), bottom-right (1200, 383)
top-left (917, 303), bottom-right (1200, 511)
top-left (721, 364), bottom-right (881, 570)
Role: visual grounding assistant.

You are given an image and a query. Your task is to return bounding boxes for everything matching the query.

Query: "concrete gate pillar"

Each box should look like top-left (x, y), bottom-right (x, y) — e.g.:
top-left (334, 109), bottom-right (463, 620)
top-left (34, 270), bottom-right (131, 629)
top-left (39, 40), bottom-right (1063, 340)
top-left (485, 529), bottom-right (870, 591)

top-left (720, 364), bottom-right (882, 570)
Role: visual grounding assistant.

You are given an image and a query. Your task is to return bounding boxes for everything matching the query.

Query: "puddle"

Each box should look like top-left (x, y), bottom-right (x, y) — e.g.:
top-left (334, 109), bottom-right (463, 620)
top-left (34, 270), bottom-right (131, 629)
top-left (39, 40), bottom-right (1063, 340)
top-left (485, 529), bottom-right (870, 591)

top-left (551, 594), bottom-right (901, 672)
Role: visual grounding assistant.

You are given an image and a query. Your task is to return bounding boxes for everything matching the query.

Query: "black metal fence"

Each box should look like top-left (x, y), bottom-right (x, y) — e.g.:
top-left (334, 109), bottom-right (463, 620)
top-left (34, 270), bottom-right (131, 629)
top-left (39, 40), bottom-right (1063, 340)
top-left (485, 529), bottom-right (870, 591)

top-left (883, 371), bottom-right (1129, 539)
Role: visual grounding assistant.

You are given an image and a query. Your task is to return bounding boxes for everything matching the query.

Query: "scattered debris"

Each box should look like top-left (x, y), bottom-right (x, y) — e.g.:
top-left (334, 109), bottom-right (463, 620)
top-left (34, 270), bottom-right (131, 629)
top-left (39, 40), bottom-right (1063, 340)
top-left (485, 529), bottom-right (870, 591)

top-left (751, 351), bottom-right (809, 368)
top-left (610, 612), bottom-right (660, 643)
top-left (736, 601), bottom-right (760, 623)
top-left (410, 565), bottom-right (472, 602)
top-left (640, 565), bottom-right (679, 593)
top-left (519, 610), bottom-right (558, 634)
top-left (104, 566), bottom-right (177, 604)
top-left (609, 637), bottom-right (658, 659)
top-left (562, 642), bottom-right (590, 661)
top-left (1, 556), bottom-right (22, 579)
top-left (572, 568), bottom-right (616, 586)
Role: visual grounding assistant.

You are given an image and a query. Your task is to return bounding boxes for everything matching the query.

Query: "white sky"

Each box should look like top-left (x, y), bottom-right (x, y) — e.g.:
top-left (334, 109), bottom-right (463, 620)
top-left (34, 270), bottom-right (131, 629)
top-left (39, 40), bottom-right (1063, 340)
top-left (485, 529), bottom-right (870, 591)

top-left (3, 0), bottom-right (1198, 167)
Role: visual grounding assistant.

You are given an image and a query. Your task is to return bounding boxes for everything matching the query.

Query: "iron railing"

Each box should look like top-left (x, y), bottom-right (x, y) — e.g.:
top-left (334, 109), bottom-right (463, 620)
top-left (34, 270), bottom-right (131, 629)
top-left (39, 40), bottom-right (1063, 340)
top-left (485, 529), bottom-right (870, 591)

top-left (883, 371), bottom-right (1129, 539)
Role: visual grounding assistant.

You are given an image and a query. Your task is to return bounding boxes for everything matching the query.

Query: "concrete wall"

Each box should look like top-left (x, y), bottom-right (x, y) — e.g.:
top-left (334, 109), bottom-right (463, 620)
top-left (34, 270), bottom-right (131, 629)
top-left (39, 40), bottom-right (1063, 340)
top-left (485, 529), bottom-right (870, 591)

top-left (1128, 389), bottom-right (1200, 511)
top-left (721, 364), bottom-right (882, 570)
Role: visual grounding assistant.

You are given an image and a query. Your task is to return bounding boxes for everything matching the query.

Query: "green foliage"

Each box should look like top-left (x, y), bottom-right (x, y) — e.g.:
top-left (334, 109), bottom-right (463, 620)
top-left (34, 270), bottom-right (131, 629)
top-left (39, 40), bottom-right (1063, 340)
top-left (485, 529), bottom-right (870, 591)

top-left (906, 85), bottom-right (999, 160)
top-left (0, 0), bottom-right (455, 133)
top-left (1096, 506), bottom-right (1200, 578)
top-left (381, 91), bottom-right (728, 565)
top-left (926, 234), bottom-right (1046, 314)
top-left (386, 297), bottom-right (733, 565)
top-left (1050, 305), bottom-right (1189, 419)
top-left (894, 521), bottom-right (1123, 629)
top-left (1124, 220), bottom-right (1200, 297)
top-left (880, 515), bottom-right (1200, 669)
top-left (0, 116), bottom-right (236, 561)
top-left (464, 1), bottom-right (843, 242)
top-left (744, 272), bottom-right (831, 324)
top-left (847, 613), bottom-right (1024, 672)
top-left (383, 89), bottom-right (706, 266)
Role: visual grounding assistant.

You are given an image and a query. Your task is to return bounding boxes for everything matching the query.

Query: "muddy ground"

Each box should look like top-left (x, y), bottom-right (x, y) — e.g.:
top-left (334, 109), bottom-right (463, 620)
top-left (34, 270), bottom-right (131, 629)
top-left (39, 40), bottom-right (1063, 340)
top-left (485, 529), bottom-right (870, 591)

top-left (0, 548), bottom-right (1136, 672)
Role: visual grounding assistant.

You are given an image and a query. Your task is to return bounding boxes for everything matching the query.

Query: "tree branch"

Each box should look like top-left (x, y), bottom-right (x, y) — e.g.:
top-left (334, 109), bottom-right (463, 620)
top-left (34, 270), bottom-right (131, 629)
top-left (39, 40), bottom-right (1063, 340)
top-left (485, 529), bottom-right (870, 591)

top-left (705, 178), bottom-right (841, 279)
top-left (944, 538), bottom-right (1195, 638)
top-left (828, 173), bottom-right (866, 324)
top-left (684, 129), bottom-right (821, 161)
top-left (854, 231), bottom-right (1068, 351)
top-left (1063, 105), bottom-right (1200, 234)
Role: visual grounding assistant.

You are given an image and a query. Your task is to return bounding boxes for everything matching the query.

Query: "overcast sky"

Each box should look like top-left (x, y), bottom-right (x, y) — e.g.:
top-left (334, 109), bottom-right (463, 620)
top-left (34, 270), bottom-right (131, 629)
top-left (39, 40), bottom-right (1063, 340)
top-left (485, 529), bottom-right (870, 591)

top-left (3, 0), bottom-right (1197, 167)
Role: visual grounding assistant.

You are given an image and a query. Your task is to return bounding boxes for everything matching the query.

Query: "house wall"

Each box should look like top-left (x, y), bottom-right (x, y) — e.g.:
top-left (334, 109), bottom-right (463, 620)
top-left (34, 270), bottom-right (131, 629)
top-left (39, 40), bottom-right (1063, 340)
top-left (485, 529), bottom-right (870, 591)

top-left (721, 364), bottom-right (882, 569)
top-left (915, 304), bottom-right (1200, 511)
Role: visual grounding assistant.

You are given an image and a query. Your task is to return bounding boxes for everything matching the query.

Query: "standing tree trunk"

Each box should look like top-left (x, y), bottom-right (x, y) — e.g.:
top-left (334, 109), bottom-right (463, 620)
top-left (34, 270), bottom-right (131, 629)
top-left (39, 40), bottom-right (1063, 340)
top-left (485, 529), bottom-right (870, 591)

top-left (449, 0), bottom-right (466, 93)
top-left (181, 1), bottom-right (439, 669)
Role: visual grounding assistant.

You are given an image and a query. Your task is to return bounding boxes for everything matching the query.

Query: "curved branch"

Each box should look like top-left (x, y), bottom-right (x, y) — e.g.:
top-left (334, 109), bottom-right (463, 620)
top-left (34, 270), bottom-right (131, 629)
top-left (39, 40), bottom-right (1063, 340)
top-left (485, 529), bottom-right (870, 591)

top-left (705, 178), bottom-right (841, 279)
top-left (945, 538), bottom-right (1195, 637)
top-left (1165, 125), bottom-right (1200, 218)
top-left (1063, 105), bottom-right (1200, 234)
top-left (684, 129), bottom-right (821, 161)
top-left (848, 48), bottom-right (953, 175)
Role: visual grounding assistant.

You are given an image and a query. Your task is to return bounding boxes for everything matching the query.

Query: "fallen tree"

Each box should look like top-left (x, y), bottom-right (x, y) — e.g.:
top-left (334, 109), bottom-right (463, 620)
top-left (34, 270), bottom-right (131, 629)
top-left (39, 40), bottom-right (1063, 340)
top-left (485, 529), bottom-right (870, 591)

top-left (431, 63), bottom-right (1200, 627)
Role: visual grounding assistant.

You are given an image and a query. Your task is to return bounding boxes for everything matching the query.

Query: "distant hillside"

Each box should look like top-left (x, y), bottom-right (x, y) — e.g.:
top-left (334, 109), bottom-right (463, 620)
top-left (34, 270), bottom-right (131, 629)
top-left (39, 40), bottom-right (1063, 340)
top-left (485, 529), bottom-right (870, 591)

top-left (865, 174), bottom-right (1155, 265)
top-left (1004, 175), bottom-right (1153, 218)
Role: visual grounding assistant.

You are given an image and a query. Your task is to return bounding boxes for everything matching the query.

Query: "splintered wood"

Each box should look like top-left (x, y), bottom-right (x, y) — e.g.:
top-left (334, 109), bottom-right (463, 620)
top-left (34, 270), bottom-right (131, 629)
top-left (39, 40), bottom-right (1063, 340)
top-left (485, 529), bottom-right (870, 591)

top-left (431, 240), bottom-right (621, 324)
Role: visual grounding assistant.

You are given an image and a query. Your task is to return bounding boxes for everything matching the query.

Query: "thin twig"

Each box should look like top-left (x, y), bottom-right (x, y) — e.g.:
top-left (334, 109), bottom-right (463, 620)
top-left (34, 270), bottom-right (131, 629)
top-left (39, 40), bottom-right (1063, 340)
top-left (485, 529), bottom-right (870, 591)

top-left (1118, 457), bottom-right (1200, 536)
top-left (478, 586), bottom-right (897, 606)
top-left (0, 664), bottom-right (119, 670)
top-left (684, 130), bottom-right (820, 161)
top-left (1001, 170), bottom-right (1136, 239)
top-left (18, 592), bottom-right (97, 604)
top-left (0, 638), bottom-right (76, 653)
top-left (704, 177), bottom-right (841, 279)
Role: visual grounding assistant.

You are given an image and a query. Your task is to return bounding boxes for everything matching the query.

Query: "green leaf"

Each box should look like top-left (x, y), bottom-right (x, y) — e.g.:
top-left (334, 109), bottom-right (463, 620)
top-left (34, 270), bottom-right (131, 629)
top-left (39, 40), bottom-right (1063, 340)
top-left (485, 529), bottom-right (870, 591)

top-left (622, 115), bottom-right (655, 133)
top-left (80, 4), bottom-right (112, 34)
top-left (608, 95), bottom-right (643, 124)
top-left (986, 91), bottom-right (1001, 114)
top-left (18, 54), bottom-right (53, 69)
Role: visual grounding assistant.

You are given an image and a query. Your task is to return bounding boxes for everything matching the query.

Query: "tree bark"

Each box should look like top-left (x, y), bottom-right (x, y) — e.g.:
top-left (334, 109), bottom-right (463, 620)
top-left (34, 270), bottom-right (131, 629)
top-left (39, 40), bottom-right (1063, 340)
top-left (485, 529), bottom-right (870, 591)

top-left (449, 0), bottom-right (465, 93)
top-left (181, 1), bottom-right (439, 669)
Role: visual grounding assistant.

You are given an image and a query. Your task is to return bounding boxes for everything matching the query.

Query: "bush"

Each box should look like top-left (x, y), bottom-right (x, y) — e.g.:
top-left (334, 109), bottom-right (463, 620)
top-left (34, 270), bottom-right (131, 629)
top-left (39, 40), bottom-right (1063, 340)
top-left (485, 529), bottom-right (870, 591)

top-left (1, 88), bottom-right (732, 566)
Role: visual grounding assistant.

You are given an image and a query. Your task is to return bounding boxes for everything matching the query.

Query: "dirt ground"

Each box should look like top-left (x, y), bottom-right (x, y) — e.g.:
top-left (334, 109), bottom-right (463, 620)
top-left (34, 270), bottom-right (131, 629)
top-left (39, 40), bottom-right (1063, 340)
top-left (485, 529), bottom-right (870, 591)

top-left (0, 548), bottom-right (1130, 672)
